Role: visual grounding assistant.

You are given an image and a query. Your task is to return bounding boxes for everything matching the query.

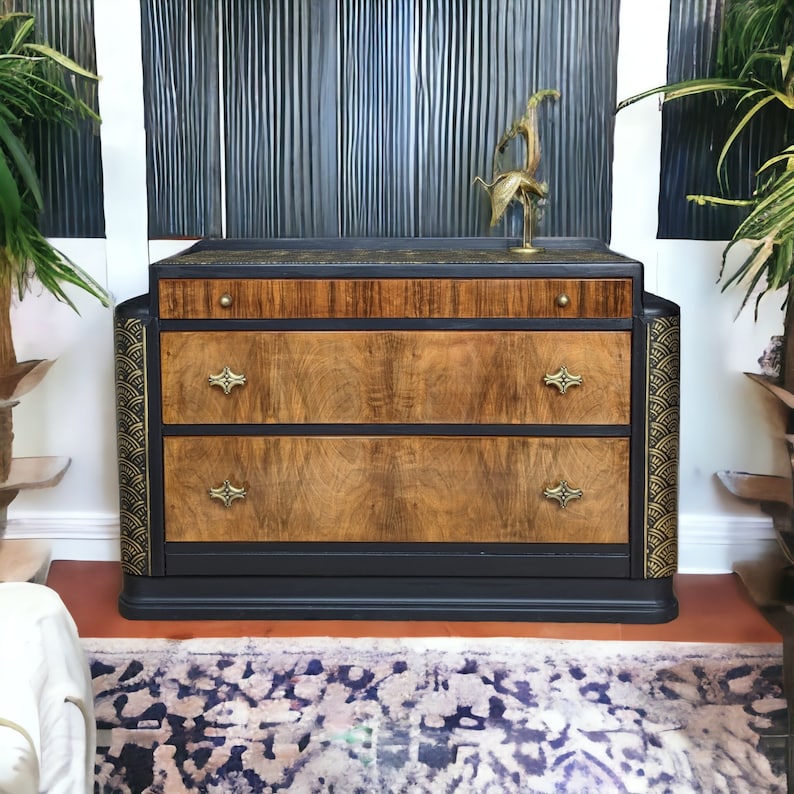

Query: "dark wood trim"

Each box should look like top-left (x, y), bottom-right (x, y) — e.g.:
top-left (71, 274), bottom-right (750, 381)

top-left (163, 541), bottom-right (631, 578)
top-left (120, 572), bottom-right (678, 623)
top-left (161, 424), bottom-right (633, 437)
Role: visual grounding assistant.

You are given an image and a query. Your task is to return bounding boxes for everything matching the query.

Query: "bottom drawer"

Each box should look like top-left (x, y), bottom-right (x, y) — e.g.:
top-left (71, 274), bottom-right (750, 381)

top-left (163, 436), bottom-right (629, 544)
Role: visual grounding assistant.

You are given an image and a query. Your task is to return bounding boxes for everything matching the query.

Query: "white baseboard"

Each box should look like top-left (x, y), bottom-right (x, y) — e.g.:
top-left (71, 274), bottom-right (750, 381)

top-left (3, 515), bottom-right (121, 562)
top-left (1, 512), bottom-right (781, 574)
top-left (676, 513), bottom-right (778, 574)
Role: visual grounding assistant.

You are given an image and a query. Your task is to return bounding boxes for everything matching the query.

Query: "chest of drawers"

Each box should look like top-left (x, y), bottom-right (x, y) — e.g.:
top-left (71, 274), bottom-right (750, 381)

top-left (114, 238), bottom-right (680, 621)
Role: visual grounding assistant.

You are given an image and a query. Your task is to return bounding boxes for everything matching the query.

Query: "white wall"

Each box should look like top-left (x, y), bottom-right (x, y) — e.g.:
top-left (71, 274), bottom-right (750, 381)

top-left (612, 0), bottom-right (785, 571)
top-left (4, 0), bottom-right (784, 570)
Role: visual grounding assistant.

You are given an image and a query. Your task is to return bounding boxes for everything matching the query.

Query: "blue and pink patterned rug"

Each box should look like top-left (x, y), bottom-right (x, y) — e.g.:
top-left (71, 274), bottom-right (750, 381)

top-left (83, 636), bottom-right (786, 793)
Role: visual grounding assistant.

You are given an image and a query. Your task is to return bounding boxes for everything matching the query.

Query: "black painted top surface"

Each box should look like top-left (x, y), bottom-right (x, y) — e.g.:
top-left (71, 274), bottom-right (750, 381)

top-left (149, 237), bottom-right (644, 281)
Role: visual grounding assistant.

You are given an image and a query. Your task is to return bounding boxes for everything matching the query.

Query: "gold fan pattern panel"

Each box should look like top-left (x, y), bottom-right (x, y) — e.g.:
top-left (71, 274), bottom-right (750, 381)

top-left (644, 315), bottom-right (680, 578)
top-left (114, 316), bottom-right (151, 577)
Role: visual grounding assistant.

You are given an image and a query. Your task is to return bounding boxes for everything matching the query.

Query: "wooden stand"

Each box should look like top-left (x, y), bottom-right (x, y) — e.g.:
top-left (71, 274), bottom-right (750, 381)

top-left (717, 372), bottom-right (794, 561)
top-left (0, 362), bottom-right (71, 583)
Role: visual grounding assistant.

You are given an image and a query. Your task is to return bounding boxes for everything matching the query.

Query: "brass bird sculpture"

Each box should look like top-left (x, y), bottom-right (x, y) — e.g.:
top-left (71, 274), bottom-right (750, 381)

top-left (475, 88), bottom-right (560, 252)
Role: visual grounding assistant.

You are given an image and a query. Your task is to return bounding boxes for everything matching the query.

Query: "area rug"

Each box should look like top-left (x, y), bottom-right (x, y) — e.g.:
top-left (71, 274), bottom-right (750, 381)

top-left (83, 636), bottom-right (786, 793)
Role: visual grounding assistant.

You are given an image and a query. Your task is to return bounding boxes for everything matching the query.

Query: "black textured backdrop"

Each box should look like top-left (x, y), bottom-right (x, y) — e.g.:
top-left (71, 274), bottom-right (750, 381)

top-left (140, 0), bottom-right (621, 241)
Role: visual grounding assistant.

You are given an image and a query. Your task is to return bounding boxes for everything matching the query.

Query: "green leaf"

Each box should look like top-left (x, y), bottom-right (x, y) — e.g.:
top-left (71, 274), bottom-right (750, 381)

top-left (765, 86), bottom-right (794, 109)
top-left (0, 13), bottom-right (31, 42)
top-left (0, 11), bottom-right (107, 311)
top-left (0, 111), bottom-right (42, 208)
top-left (8, 16), bottom-right (33, 55)
top-left (0, 151), bottom-right (21, 223)
top-left (781, 45), bottom-right (793, 82)
top-left (757, 146), bottom-right (794, 173)
top-left (716, 93), bottom-right (778, 180)
top-left (686, 194), bottom-right (755, 207)
top-left (23, 43), bottom-right (99, 82)
top-left (616, 77), bottom-right (753, 111)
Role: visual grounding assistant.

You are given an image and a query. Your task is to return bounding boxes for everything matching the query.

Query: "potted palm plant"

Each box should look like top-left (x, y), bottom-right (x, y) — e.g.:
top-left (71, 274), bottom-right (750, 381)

top-left (0, 10), bottom-right (108, 505)
top-left (618, 0), bottom-right (794, 558)
top-left (618, 0), bottom-right (793, 376)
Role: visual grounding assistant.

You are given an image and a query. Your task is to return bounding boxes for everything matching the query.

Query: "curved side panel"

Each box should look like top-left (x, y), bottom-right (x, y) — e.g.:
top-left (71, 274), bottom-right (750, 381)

top-left (644, 313), bottom-right (680, 578)
top-left (114, 312), bottom-right (151, 576)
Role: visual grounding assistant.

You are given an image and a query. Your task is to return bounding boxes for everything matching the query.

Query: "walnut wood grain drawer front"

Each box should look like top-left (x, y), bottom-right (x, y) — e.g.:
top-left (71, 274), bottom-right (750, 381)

top-left (163, 436), bottom-right (629, 544)
top-left (159, 277), bottom-right (633, 319)
top-left (160, 330), bottom-right (631, 425)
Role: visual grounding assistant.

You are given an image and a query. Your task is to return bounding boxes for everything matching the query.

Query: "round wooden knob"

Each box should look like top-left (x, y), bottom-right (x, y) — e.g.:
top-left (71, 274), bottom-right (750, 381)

top-left (219, 293), bottom-right (233, 308)
top-left (556, 293), bottom-right (570, 308)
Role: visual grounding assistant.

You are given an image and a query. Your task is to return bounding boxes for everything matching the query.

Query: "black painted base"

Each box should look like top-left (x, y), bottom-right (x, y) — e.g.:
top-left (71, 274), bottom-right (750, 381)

top-left (119, 574), bottom-right (679, 624)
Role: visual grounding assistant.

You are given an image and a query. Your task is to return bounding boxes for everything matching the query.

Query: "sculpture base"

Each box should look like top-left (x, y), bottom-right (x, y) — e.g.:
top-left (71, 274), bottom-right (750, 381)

top-left (510, 245), bottom-right (544, 255)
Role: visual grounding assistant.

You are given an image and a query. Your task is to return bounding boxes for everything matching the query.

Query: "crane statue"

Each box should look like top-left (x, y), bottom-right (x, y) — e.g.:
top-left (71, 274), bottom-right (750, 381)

top-left (475, 89), bottom-right (560, 253)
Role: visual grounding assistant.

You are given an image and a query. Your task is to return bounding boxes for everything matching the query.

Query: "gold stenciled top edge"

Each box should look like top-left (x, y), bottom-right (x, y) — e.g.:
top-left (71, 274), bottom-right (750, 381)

top-left (154, 241), bottom-right (637, 268)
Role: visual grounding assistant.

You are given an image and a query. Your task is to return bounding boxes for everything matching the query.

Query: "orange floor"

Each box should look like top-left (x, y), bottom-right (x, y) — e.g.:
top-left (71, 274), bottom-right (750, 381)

top-left (47, 561), bottom-right (782, 643)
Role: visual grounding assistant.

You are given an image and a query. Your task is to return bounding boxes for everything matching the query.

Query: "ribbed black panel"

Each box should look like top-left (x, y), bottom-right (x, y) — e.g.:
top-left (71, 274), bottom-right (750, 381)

top-left (144, 1), bottom-right (619, 240)
top-left (222, 0), bottom-right (339, 238)
top-left (661, 0), bottom-right (794, 240)
top-left (140, 1), bottom-right (221, 238)
top-left (336, 1), bottom-right (412, 236)
top-left (14, 0), bottom-right (104, 238)
top-left (535, 1), bottom-right (619, 239)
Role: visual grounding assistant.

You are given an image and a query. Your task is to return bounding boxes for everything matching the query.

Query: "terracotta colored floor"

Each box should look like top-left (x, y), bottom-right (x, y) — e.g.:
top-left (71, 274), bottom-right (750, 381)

top-left (47, 561), bottom-right (782, 643)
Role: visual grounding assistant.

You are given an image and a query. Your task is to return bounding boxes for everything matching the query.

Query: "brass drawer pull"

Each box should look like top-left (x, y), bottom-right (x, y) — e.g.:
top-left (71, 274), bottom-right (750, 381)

top-left (543, 365), bottom-right (583, 394)
top-left (209, 480), bottom-right (247, 508)
top-left (555, 293), bottom-right (570, 308)
top-left (208, 366), bottom-right (247, 394)
top-left (543, 480), bottom-right (583, 509)
top-left (219, 293), bottom-right (233, 308)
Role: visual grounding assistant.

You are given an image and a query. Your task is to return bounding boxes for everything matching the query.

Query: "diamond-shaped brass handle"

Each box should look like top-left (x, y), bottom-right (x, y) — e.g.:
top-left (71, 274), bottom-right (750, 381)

top-left (543, 480), bottom-right (583, 509)
top-left (208, 366), bottom-right (247, 395)
top-left (543, 365), bottom-right (582, 394)
top-left (209, 480), bottom-right (247, 508)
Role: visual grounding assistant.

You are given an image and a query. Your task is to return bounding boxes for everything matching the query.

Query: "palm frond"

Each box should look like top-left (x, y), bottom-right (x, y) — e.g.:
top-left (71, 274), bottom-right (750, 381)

top-left (616, 0), bottom-right (794, 316)
top-left (718, 165), bottom-right (794, 311)
top-left (7, 16), bottom-right (32, 54)
top-left (0, 151), bottom-right (20, 225)
top-left (616, 77), bottom-right (753, 111)
top-left (717, 92), bottom-right (778, 181)
top-left (717, 0), bottom-right (794, 81)
top-left (0, 112), bottom-right (42, 207)
top-left (0, 10), bottom-right (107, 309)
top-left (23, 42), bottom-right (99, 81)
top-left (756, 145), bottom-right (794, 171)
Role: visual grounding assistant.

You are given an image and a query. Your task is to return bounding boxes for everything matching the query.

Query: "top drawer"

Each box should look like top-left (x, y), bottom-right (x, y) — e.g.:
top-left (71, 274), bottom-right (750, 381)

top-left (158, 278), bottom-right (634, 320)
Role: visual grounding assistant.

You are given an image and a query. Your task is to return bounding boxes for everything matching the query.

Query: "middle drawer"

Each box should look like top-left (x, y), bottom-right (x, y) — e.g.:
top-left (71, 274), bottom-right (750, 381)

top-left (160, 330), bottom-right (631, 426)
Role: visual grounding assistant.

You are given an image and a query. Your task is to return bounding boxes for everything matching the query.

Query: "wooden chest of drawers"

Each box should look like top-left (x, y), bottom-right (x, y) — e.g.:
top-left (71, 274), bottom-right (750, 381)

top-left (114, 238), bottom-right (680, 621)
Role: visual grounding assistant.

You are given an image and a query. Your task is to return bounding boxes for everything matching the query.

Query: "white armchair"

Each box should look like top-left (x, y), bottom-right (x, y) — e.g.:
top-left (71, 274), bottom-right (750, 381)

top-left (0, 582), bottom-right (95, 794)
